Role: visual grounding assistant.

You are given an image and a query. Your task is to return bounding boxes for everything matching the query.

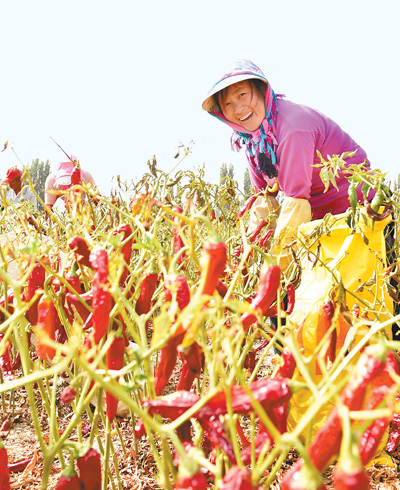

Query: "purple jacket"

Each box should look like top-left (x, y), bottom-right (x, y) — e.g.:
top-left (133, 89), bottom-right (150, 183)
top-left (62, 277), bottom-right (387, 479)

top-left (248, 98), bottom-right (370, 220)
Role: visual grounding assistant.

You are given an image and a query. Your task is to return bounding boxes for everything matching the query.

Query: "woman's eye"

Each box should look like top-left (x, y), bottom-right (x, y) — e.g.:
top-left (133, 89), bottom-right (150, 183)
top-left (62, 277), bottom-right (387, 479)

top-left (239, 92), bottom-right (246, 98)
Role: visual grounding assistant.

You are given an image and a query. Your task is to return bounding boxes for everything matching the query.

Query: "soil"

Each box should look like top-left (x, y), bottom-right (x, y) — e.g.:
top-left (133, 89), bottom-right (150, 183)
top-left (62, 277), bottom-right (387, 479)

top-left (2, 351), bottom-right (400, 489)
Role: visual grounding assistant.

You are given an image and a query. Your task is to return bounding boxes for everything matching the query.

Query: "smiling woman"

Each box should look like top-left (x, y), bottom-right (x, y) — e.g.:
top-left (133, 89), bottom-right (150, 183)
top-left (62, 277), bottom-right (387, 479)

top-left (202, 59), bottom-right (373, 266)
top-left (215, 80), bottom-right (266, 132)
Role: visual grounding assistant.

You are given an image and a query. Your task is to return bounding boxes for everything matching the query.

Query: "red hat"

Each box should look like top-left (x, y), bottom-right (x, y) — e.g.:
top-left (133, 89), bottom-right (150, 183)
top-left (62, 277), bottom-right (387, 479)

top-left (2, 167), bottom-right (22, 185)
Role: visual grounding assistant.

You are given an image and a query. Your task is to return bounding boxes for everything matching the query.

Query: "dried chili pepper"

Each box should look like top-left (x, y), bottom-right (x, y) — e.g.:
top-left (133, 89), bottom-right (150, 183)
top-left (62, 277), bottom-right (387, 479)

top-left (364, 200), bottom-right (392, 221)
top-left (321, 300), bottom-right (336, 368)
top-left (236, 194), bottom-right (259, 219)
top-left (55, 469), bottom-right (81, 489)
top-left (25, 261), bottom-right (46, 325)
top-left (144, 377), bottom-right (292, 421)
top-left (35, 293), bottom-right (57, 361)
top-left (89, 248), bottom-right (112, 344)
top-left (259, 228), bottom-right (274, 249)
top-left (76, 447), bottom-right (101, 490)
top-left (174, 471), bottom-right (207, 490)
top-left (199, 416), bottom-right (236, 464)
top-left (153, 276), bottom-right (190, 395)
top-left (177, 342), bottom-right (204, 391)
top-left (68, 236), bottom-right (92, 269)
top-left (0, 439), bottom-right (11, 490)
top-left (8, 457), bottom-right (32, 473)
top-left (113, 223), bottom-right (134, 285)
top-left (0, 334), bottom-right (16, 382)
top-left (172, 206), bottom-right (186, 265)
top-left (60, 386), bottom-right (77, 404)
top-left (105, 334), bottom-right (125, 423)
top-left (135, 273), bottom-right (159, 316)
top-left (220, 466), bottom-right (255, 490)
top-left (281, 344), bottom-right (388, 486)
top-left (70, 165), bottom-right (81, 185)
top-left (249, 219), bottom-right (268, 244)
top-left (387, 413), bottom-right (400, 453)
top-left (239, 264), bottom-right (281, 331)
top-left (281, 459), bottom-right (328, 490)
top-left (333, 408), bottom-right (370, 490)
top-left (195, 241), bottom-right (227, 298)
top-left (65, 289), bottom-right (93, 322)
top-left (359, 350), bottom-right (400, 465)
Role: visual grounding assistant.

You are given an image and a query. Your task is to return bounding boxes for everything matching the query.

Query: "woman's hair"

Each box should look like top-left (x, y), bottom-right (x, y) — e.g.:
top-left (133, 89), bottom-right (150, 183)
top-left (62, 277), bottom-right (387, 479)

top-left (213, 79), bottom-right (267, 112)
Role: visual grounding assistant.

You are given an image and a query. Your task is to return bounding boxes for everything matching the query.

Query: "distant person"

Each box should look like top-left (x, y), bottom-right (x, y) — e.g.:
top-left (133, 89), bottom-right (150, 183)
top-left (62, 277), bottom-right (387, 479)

top-left (2, 166), bottom-right (37, 209)
top-left (44, 156), bottom-right (96, 212)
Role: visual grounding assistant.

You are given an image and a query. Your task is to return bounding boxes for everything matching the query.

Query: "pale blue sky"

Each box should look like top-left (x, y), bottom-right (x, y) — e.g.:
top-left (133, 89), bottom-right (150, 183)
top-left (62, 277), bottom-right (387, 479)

top-left (1, 0), bottom-right (399, 196)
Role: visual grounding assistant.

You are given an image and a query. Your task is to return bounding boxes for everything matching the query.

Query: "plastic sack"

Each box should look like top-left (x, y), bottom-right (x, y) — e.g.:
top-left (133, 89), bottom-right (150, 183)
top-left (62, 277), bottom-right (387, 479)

top-left (286, 209), bottom-right (394, 466)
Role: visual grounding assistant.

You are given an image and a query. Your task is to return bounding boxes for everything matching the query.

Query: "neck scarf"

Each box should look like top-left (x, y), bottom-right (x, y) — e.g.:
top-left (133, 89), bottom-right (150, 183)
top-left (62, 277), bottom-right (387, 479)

top-left (231, 82), bottom-right (281, 179)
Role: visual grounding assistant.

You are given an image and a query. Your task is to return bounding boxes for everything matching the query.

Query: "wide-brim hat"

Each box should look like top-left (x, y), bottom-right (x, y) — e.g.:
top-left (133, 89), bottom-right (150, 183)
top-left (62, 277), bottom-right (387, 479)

top-left (202, 61), bottom-right (268, 113)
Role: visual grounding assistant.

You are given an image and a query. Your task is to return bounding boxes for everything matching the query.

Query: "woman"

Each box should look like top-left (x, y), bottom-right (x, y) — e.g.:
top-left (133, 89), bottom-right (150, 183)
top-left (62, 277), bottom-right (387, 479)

top-left (44, 156), bottom-right (96, 213)
top-left (202, 59), bottom-right (371, 253)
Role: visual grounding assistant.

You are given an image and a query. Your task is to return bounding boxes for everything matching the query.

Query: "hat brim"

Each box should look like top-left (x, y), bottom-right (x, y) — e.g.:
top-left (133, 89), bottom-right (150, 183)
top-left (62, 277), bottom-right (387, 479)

top-left (201, 74), bottom-right (267, 113)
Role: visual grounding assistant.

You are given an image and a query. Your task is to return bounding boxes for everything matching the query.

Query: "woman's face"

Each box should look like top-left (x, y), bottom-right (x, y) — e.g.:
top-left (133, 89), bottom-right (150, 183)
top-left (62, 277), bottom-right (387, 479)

top-left (219, 80), bottom-right (266, 132)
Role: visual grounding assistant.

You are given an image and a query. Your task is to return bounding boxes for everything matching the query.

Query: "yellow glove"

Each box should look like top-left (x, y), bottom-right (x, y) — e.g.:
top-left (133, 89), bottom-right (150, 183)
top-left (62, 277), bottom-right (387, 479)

top-left (246, 195), bottom-right (280, 237)
top-left (273, 197), bottom-right (312, 272)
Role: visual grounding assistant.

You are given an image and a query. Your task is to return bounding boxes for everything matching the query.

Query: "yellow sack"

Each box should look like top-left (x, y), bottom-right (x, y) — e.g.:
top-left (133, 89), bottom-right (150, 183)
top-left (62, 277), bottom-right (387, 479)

top-left (286, 209), bottom-right (394, 464)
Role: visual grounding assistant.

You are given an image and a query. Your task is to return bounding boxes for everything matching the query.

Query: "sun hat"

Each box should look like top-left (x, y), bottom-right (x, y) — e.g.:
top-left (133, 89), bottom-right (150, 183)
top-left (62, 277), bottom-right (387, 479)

top-left (2, 167), bottom-right (22, 185)
top-left (201, 59), bottom-right (268, 113)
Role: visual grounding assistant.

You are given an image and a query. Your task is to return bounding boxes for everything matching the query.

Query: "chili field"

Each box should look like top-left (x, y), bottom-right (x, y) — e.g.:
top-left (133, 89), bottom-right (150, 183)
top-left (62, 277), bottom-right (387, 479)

top-left (1, 156), bottom-right (400, 489)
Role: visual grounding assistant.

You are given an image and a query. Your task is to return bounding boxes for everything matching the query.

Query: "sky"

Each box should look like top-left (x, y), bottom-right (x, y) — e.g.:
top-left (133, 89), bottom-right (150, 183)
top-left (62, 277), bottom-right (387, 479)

top-left (1, 0), bottom-right (399, 197)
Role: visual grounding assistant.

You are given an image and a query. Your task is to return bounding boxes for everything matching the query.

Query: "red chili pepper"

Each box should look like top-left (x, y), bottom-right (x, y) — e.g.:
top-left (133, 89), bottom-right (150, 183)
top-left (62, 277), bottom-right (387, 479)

top-left (174, 471), bottom-right (207, 490)
top-left (220, 467), bottom-right (255, 490)
top-left (55, 466), bottom-right (81, 490)
top-left (0, 334), bottom-right (15, 382)
top-left (332, 406), bottom-right (370, 490)
top-left (195, 241), bottom-right (227, 298)
top-left (200, 416), bottom-right (236, 464)
top-left (153, 276), bottom-right (191, 395)
top-left (135, 273), bottom-right (159, 316)
top-left (281, 459), bottom-right (328, 490)
top-left (60, 386), bottom-right (77, 404)
top-left (113, 223), bottom-right (134, 285)
top-left (236, 194), bottom-right (259, 219)
top-left (164, 275), bottom-right (191, 311)
top-left (144, 377), bottom-right (292, 421)
top-left (239, 264), bottom-right (281, 331)
top-left (70, 165), bottom-right (81, 185)
top-left (359, 350), bottom-right (400, 465)
top-left (105, 334), bottom-right (125, 423)
top-left (172, 206), bottom-right (186, 265)
top-left (76, 447), bottom-right (102, 490)
top-left (322, 300), bottom-right (336, 368)
top-left (35, 293), bottom-right (57, 361)
top-left (177, 342), bottom-right (204, 391)
top-left (25, 261), bottom-right (46, 325)
top-left (281, 344), bottom-right (388, 487)
top-left (68, 236), bottom-right (92, 269)
top-left (89, 249), bottom-right (112, 345)
top-left (65, 289), bottom-right (93, 322)
top-left (387, 413), bottom-right (400, 452)
top-left (8, 457), bottom-right (32, 473)
top-left (0, 439), bottom-right (11, 490)
top-left (259, 228), bottom-right (274, 249)
top-left (249, 219), bottom-right (268, 244)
